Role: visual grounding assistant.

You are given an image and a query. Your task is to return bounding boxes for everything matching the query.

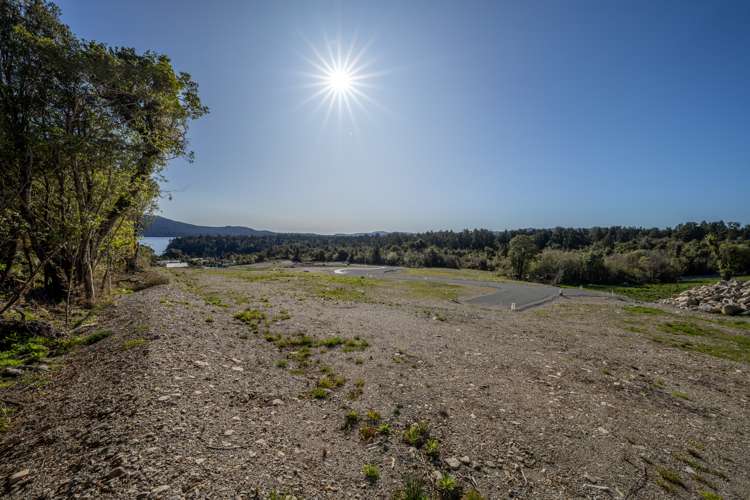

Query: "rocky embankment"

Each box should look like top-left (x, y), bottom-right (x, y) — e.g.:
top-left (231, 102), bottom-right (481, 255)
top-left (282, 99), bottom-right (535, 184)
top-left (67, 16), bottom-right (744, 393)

top-left (661, 279), bottom-right (750, 315)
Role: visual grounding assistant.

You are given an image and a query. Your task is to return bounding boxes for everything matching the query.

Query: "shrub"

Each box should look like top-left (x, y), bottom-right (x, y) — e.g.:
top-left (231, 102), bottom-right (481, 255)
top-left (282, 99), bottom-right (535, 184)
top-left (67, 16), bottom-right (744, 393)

top-left (424, 438), bottom-right (439, 458)
top-left (362, 464), bottom-right (379, 482)
top-left (402, 421), bottom-right (430, 447)
top-left (436, 474), bottom-right (461, 499)
top-left (392, 475), bottom-right (429, 500)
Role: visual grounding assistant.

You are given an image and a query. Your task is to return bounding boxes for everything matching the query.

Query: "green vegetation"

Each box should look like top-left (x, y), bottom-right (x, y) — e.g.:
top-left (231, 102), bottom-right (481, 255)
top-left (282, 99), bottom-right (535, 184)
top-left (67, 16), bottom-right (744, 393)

top-left (362, 464), bottom-right (380, 482)
top-left (424, 438), bottom-right (440, 459)
top-left (309, 387), bottom-right (328, 399)
top-left (316, 373), bottom-right (346, 389)
top-left (366, 409), bottom-right (381, 423)
top-left (624, 305), bottom-right (667, 315)
top-left (392, 475), bottom-right (429, 500)
top-left (461, 490), bottom-right (486, 500)
top-left (377, 423), bottom-right (391, 435)
top-left (699, 491), bottom-right (723, 500)
top-left (671, 390), bottom-right (690, 400)
top-left (342, 410), bottom-right (359, 431)
top-left (359, 425), bottom-right (378, 442)
top-left (0, 0), bottom-right (206, 307)
top-left (233, 308), bottom-right (267, 332)
top-left (654, 321), bottom-right (750, 363)
top-left (436, 474), bottom-right (460, 498)
top-left (402, 421), bottom-right (430, 447)
top-left (574, 277), bottom-right (723, 302)
top-left (275, 359), bottom-right (288, 368)
top-left (656, 467), bottom-right (687, 489)
top-left (122, 339), bottom-right (147, 350)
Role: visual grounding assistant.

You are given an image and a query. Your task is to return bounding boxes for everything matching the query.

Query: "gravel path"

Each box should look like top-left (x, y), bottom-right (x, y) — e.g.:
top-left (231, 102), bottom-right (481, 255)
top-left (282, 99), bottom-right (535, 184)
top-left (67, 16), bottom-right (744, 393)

top-left (1, 268), bottom-right (748, 499)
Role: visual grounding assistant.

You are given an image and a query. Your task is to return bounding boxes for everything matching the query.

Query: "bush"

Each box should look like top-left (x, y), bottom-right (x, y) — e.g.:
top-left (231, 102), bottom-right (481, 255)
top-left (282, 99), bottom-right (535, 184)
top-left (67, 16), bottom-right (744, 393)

top-left (717, 242), bottom-right (750, 279)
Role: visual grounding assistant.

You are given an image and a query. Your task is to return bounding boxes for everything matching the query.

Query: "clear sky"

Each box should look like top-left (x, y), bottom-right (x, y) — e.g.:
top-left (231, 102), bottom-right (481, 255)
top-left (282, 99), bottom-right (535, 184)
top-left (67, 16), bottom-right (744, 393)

top-left (58, 0), bottom-right (750, 233)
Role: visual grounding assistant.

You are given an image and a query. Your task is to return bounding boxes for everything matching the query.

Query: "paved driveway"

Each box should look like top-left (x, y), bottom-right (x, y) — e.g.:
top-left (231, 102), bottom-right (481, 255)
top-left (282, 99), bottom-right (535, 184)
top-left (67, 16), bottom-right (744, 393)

top-left (329, 266), bottom-right (618, 310)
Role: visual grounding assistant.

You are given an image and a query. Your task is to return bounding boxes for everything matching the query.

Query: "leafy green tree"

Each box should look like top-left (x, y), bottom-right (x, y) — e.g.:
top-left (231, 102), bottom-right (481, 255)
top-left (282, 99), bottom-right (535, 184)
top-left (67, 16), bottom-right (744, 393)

top-left (508, 235), bottom-right (538, 279)
top-left (0, 0), bottom-right (206, 305)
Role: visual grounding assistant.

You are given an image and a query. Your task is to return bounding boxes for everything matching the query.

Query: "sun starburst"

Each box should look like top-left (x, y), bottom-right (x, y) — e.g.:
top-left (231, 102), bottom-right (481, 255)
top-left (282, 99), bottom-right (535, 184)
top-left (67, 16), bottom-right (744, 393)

top-left (301, 36), bottom-right (381, 129)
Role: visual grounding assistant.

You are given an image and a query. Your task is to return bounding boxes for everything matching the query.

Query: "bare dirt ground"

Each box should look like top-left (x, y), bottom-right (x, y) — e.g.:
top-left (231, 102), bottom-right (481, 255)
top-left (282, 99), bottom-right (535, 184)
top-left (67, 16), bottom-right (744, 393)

top-left (1, 264), bottom-right (748, 499)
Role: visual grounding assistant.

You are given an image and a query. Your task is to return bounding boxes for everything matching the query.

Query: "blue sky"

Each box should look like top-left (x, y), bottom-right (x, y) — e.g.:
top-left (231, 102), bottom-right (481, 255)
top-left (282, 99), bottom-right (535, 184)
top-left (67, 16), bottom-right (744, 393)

top-left (58, 0), bottom-right (750, 233)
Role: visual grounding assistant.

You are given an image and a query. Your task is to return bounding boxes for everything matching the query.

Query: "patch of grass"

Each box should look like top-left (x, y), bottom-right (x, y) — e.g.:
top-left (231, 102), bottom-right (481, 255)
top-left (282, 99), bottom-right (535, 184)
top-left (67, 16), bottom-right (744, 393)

top-left (574, 276), bottom-right (726, 302)
top-left (316, 373), bottom-right (346, 389)
top-left (233, 308), bottom-right (267, 331)
top-left (671, 390), bottom-right (690, 400)
top-left (342, 337), bottom-right (369, 352)
top-left (424, 438), bottom-right (440, 459)
top-left (673, 453), bottom-right (728, 479)
top-left (318, 286), bottom-right (368, 302)
top-left (362, 463), bottom-right (380, 482)
top-left (309, 387), bottom-right (328, 399)
top-left (392, 475), bottom-right (429, 500)
top-left (316, 336), bottom-right (344, 348)
top-left (0, 336), bottom-right (50, 367)
top-left (342, 410), bottom-right (359, 431)
top-left (698, 490), bottom-right (723, 500)
top-left (652, 321), bottom-right (750, 363)
top-left (436, 474), bottom-right (460, 498)
top-left (624, 305), bottom-right (667, 315)
top-left (377, 423), bottom-right (391, 436)
top-left (709, 317), bottom-right (750, 332)
top-left (204, 295), bottom-right (228, 308)
top-left (274, 334), bottom-right (315, 349)
top-left (400, 281), bottom-right (461, 301)
top-left (275, 359), bottom-right (288, 369)
top-left (366, 409), bottom-right (381, 423)
top-left (58, 329), bottom-right (112, 352)
top-left (461, 490), bottom-right (486, 500)
top-left (402, 421), bottom-right (430, 448)
top-left (359, 425), bottom-right (378, 442)
top-left (656, 467), bottom-right (687, 489)
top-left (122, 338), bottom-right (147, 350)
top-left (272, 310), bottom-right (291, 322)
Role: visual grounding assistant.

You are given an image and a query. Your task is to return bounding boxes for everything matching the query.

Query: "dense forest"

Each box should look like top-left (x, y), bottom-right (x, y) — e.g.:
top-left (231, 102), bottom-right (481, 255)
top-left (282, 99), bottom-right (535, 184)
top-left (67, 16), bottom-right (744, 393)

top-left (166, 221), bottom-right (750, 285)
top-left (0, 0), bottom-right (205, 311)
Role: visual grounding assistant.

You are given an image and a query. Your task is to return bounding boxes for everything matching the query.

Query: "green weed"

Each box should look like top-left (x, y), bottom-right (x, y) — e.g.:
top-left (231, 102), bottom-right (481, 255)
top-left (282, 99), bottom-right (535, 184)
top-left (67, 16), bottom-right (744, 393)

top-left (402, 421), bottom-right (430, 447)
top-left (362, 463), bottom-right (380, 482)
top-left (122, 338), bottom-right (147, 350)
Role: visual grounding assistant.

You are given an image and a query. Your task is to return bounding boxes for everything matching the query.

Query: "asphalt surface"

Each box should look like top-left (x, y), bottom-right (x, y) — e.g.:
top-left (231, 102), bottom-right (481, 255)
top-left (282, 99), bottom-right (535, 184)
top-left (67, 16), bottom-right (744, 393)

top-left (329, 265), bottom-right (618, 310)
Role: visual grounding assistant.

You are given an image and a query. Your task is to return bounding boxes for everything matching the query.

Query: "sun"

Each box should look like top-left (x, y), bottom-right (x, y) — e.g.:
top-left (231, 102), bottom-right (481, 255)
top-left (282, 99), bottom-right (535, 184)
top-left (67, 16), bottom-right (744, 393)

top-left (327, 69), bottom-right (353, 93)
top-left (301, 37), bottom-right (382, 128)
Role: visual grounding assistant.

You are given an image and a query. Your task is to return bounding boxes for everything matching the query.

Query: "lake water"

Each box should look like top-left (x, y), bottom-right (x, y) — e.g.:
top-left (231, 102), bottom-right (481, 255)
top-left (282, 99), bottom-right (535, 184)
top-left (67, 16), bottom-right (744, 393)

top-left (139, 236), bottom-right (174, 256)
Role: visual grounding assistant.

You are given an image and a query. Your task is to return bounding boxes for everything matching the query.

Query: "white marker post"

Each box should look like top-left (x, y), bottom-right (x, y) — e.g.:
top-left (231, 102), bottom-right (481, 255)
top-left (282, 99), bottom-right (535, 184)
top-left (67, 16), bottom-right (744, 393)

top-left (510, 303), bottom-right (516, 311)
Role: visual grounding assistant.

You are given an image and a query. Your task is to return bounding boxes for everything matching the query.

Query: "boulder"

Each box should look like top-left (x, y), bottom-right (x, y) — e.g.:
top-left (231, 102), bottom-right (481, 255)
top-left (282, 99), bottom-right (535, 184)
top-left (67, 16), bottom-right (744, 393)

top-left (721, 304), bottom-right (744, 316)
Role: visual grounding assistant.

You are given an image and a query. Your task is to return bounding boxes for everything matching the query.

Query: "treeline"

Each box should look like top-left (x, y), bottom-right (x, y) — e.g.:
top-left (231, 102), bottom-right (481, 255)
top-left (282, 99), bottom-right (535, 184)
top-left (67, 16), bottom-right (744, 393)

top-left (166, 221), bottom-right (750, 285)
top-left (0, 0), bottom-right (205, 309)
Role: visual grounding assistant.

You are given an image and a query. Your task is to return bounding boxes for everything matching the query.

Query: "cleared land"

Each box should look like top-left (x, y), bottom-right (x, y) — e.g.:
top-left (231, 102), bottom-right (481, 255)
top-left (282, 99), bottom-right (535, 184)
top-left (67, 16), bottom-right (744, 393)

top-left (1, 265), bottom-right (748, 499)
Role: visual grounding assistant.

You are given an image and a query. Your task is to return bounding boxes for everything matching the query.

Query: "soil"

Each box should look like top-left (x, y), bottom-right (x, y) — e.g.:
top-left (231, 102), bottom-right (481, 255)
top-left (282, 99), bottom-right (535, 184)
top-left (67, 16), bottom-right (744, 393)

top-left (1, 265), bottom-right (748, 499)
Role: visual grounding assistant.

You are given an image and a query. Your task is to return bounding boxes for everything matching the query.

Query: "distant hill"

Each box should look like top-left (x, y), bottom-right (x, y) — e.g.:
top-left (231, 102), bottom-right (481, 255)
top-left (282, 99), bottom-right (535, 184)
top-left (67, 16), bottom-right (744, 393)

top-left (143, 216), bottom-right (275, 237)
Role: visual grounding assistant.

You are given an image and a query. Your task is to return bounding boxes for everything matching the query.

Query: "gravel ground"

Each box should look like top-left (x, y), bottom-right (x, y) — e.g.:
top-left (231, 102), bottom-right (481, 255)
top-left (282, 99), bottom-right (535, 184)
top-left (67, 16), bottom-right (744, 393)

top-left (1, 266), bottom-right (748, 499)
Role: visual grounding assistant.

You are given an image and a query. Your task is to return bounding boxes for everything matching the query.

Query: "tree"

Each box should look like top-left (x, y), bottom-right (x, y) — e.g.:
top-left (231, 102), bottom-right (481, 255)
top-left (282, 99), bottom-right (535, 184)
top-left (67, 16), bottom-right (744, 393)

top-left (0, 0), bottom-right (206, 305)
top-left (508, 235), bottom-right (538, 279)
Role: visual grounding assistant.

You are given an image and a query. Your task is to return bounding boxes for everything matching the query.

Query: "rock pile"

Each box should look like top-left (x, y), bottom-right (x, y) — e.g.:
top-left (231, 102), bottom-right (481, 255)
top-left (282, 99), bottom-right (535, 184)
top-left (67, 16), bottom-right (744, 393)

top-left (661, 280), bottom-right (750, 315)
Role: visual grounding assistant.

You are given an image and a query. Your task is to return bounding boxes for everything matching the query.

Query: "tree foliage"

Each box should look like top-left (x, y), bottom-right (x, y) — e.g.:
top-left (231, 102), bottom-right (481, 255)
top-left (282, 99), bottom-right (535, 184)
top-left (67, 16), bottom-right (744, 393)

top-left (165, 221), bottom-right (750, 285)
top-left (0, 0), bottom-right (206, 305)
